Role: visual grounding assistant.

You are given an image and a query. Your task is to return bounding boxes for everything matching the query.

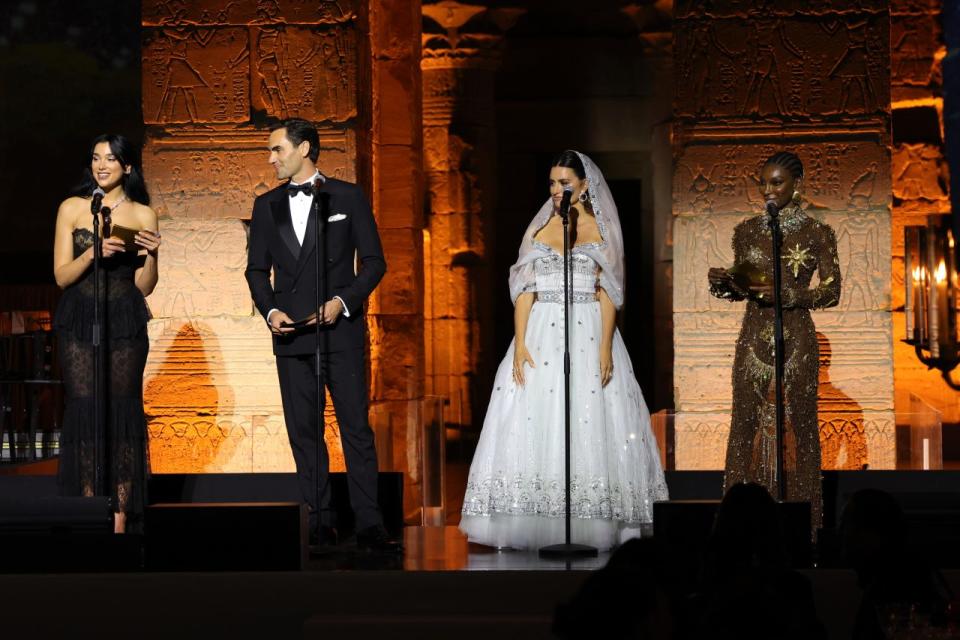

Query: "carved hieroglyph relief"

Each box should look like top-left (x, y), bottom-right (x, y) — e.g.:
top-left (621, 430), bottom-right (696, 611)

top-left (675, 12), bottom-right (889, 118)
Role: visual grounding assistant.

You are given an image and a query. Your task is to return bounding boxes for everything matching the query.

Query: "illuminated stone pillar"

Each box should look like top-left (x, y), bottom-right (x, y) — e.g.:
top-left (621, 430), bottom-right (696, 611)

top-left (364, 0), bottom-right (427, 517)
top-left (672, 1), bottom-right (895, 469)
top-left (421, 2), bottom-right (524, 431)
top-left (890, 1), bottom-right (958, 424)
top-left (140, 1), bottom-right (425, 479)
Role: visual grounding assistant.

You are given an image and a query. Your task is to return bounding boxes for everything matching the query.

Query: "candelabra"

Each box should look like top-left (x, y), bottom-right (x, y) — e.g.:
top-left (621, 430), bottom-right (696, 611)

top-left (904, 217), bottom-right (959, 390)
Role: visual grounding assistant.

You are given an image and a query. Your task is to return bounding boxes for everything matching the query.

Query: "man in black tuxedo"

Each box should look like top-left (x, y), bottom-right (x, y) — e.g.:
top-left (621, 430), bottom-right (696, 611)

top-left (245, 118), bottom-right (397, 552)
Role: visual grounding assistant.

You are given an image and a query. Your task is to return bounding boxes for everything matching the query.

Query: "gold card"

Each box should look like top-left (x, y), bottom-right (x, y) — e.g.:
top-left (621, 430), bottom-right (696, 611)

top-left (110, 223), bottom-right (142, 252)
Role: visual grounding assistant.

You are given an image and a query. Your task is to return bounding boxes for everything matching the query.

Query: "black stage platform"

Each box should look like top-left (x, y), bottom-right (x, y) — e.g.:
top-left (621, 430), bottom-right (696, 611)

top-left (2, 469), bottom-right (959, 569)
top-left (0, 548), bottom-right (956, 640)
top-left (2, 469), bottom-right (960, 639)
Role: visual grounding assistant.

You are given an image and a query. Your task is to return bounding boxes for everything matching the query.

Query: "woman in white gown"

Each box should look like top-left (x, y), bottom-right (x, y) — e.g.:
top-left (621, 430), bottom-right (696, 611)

top-left (460, 150), bottom-right (668, 550)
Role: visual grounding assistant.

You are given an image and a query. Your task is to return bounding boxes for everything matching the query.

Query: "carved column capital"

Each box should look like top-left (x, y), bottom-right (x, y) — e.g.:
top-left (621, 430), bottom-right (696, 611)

top-left (421, 1), bottom-right (525, 71)
top-left (621, 1), bottom-right (673, 57)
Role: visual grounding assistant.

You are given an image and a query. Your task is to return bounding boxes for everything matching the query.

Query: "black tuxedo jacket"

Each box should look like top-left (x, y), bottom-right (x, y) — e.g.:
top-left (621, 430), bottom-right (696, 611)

top-left (245, 178), bottom-right (386, 356)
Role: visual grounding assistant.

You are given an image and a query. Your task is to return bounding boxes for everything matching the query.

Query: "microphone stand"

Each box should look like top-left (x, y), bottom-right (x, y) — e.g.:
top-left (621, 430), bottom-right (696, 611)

top-left (91, 199), bottom-right (107, 497)
top-left (540, 192), bottom-right (598, 560)
top-left (766, 202), bottom-right (787, 502)
top-left (311, 181), bottom-right (328, 544)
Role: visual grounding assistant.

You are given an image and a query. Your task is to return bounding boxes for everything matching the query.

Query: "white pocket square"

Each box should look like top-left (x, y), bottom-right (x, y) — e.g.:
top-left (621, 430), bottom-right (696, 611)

top-left (327, 213), bottom-right (347, 222)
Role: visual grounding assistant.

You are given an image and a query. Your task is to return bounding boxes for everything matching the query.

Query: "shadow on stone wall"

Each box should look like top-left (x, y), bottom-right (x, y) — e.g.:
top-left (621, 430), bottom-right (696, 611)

top-left (145, 322), bottom-right (238, 473)
top-left (817, 331), bottom-right (868, 470)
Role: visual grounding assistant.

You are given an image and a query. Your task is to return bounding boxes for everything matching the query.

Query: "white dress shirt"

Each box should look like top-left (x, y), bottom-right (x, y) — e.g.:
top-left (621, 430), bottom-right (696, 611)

top-left (288, 173), bottom-right (315, 245)
top-left (266, 171), bottom-right (349, 325)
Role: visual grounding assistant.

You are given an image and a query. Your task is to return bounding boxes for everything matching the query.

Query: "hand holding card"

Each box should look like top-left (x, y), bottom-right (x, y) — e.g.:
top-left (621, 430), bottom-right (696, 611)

top-left (134, 229), bottom-right (162, 255)
top-left (109, 224), bottom-right (142, 252)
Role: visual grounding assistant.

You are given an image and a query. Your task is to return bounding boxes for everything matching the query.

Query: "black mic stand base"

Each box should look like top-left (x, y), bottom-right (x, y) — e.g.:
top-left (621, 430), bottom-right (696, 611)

top-left (539, 543), bottom-right (599, 559)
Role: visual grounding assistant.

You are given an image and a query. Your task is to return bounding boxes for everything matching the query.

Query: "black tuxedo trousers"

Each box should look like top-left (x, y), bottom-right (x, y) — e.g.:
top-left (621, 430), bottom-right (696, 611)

top-left (275, 349), bottom-right (380, 531)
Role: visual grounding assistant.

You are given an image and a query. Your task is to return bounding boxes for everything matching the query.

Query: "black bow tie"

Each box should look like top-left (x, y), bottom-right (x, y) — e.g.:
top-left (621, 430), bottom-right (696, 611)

top-left (286, 181), bottom-right (315, 196)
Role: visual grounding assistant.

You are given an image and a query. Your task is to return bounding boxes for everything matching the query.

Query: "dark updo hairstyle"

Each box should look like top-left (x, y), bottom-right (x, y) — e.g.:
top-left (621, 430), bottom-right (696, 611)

top-left (72, 134), bottom-right (150, 205)
top-left (272, 117), bottom-right (320, 163)
top-left (762, 150), bottom-right (804, 181)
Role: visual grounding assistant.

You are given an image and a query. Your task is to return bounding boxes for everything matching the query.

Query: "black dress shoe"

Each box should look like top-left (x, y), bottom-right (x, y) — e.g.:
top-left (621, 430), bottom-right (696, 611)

top-left (356, 525), bottom-right (403, 553)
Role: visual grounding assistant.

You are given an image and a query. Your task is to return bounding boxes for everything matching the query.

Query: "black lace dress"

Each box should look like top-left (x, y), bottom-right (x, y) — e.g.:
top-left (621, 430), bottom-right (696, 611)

top-left (54, 228), bottom-right (150, 527)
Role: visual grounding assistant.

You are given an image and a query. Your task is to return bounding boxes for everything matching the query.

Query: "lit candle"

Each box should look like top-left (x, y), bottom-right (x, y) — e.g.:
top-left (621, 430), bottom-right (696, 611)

top-left (905, 230), bottom-right (915, 340)
top-left (927, 226), bottom-right (938, 355)
top-left (909, 265), bottom-right (919, 340)
top-left (919, 266), bottom-right (928, 346)
top-left (935, 258), bottom-right (948, 358)
top-left (948, 231), bottom-right (958, 346)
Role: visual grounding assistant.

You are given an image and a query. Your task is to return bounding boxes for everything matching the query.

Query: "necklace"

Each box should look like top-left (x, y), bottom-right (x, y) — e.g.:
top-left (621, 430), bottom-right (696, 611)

top-left (103, 195), bottom-right (127, 210)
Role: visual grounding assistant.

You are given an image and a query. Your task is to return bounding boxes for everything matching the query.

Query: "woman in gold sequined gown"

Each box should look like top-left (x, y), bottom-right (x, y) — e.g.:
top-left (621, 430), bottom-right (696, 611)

top-left (708, 151), bottom-right (841, 532)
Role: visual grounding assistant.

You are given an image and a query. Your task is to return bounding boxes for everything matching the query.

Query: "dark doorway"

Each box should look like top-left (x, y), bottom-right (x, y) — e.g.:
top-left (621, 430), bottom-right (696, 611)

top-left (607, 178), bottom-right (654, 404)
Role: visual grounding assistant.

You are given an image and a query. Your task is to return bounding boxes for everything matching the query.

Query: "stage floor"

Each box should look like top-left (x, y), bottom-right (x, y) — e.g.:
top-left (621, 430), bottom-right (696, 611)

top-left (306, 525), bottom-right (611, 572)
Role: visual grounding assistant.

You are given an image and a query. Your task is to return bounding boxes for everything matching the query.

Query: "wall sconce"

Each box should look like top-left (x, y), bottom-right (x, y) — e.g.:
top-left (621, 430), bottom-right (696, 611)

top-left (905, 217), bottom-right (959, 390)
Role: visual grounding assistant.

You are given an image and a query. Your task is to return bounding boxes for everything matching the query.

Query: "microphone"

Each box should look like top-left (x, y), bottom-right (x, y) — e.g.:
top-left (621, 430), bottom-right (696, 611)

top-left (559, 185), bottom-right (574, 220)
top-left (91, 187), bottom-right (105, 214)
top-left (765, 200), bottom-right (780, 219)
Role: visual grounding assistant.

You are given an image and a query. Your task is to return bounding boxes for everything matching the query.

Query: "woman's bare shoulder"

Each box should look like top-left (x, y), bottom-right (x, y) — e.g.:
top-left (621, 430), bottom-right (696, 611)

top-left (57, 197), bottom-right (88, 224)
top-left (130, 202), bottom-right (159, 229)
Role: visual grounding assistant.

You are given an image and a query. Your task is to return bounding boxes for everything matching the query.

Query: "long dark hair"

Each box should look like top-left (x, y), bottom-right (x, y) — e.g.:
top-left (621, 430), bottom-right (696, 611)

top-left (71, 134), bottom-right (150, 205)
top-left (551, 150), bottom-right (588, 245)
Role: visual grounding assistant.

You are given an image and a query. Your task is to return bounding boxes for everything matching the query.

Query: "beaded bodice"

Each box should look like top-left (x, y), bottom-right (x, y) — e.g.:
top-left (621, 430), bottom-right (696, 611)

top-left (533, 246), bottom-right (599, 303)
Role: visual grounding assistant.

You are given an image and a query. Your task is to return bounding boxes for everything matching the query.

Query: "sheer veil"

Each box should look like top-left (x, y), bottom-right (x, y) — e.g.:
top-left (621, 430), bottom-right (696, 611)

top-left (507, 151), bottom-right (627, 308)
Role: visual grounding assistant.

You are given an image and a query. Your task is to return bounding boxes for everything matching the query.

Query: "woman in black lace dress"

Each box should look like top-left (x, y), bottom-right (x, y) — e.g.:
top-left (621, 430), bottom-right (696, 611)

top-left (53, 134), bottom-right (161, 533)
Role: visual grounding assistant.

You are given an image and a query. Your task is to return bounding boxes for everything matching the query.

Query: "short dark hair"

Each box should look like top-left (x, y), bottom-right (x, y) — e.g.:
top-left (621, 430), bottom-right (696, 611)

top-left (763, 151), bottom-right (804, 180)
top-left (271, 118), bottom-right (320, 163)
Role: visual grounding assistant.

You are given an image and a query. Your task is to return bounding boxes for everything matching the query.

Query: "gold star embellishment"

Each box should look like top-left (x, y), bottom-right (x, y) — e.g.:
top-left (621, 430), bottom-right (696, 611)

top-left (784, 243), bottom-right (813, 279)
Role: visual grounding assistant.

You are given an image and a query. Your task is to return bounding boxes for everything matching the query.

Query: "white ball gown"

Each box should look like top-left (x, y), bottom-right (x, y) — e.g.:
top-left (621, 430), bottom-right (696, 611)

top-left (459, 245), bottom-right (669, 550)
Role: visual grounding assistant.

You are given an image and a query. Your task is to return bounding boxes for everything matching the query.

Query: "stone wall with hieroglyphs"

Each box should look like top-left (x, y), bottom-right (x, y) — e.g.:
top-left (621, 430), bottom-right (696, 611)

top-left (140, 0), bottom-right (425, 483)
top-left (672, 1), bottom-right (895, 470)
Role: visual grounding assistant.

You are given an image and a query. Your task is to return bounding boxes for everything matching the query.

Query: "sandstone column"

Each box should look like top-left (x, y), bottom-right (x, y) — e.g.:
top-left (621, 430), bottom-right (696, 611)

top-left (364, 0), bottom-right (427, 517)
top-left (421, 1), bottom-right (524, 432)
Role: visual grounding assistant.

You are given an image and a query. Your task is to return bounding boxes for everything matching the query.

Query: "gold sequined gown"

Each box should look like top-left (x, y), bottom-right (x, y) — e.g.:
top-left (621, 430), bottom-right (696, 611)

top-left (709, 205), bottom-right (841, 530)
